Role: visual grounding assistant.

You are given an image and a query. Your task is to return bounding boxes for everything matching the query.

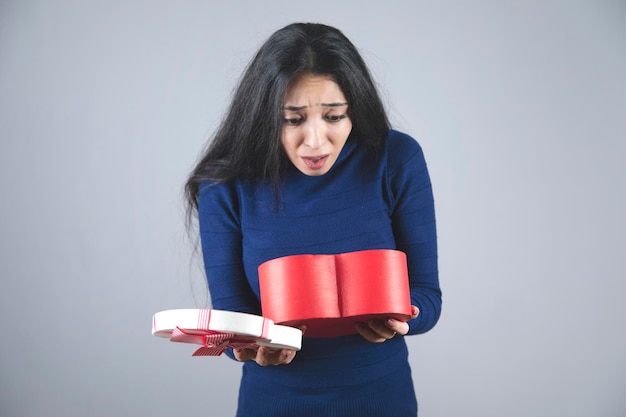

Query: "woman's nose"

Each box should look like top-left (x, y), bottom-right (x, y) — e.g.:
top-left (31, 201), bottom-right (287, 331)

top-left (302, 123), bottom-right (325, 149)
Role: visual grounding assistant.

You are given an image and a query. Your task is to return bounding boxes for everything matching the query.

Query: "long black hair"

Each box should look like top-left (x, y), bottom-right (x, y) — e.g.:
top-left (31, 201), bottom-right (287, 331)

top-left (185, 23), bottom-right (390, 216)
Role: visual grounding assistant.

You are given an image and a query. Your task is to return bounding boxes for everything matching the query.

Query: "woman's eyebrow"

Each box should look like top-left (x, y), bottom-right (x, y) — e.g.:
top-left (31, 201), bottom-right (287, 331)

top-left (282, 105), bottom-right (307, 111)
top-left (281, 102), bottom-right (348, 111)
top-left (321, 102), bottom-right (348, 108)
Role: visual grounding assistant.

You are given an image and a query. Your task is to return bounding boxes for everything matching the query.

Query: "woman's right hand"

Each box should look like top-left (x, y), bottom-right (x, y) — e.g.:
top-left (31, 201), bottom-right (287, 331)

top-left (234, 325), bottom-right (305, 366)
top-left (234, 346), bottom-right (297, 366)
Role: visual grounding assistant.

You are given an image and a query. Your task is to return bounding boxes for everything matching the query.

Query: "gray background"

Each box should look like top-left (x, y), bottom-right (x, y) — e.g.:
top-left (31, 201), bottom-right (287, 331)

top-left (1, 1), bottom-right (625, 416)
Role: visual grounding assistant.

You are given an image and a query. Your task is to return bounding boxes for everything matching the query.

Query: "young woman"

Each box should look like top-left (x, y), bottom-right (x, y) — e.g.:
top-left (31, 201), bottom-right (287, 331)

top-left (185, 22), bottom-right (441, 416)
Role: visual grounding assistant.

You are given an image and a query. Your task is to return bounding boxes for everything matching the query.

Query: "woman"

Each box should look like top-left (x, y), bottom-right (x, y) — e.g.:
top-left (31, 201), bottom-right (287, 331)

top-left (185, 22), bottom-right (441, 416)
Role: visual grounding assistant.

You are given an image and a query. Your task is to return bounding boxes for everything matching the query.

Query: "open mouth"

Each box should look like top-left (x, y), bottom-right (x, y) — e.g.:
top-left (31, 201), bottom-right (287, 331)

top-left (302, 155), bottom-right (329, 170)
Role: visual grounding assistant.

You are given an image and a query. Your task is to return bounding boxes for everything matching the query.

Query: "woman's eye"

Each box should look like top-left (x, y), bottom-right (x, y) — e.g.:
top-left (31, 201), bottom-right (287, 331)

top-left (326, 114), bottom-right (347, 122)
top-left (283, 117), bottom-right (302, 125)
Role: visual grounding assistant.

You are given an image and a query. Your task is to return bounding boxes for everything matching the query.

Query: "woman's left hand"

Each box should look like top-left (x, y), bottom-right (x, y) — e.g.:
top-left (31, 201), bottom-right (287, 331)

top-left (356, 305), bottom-right (419, 343)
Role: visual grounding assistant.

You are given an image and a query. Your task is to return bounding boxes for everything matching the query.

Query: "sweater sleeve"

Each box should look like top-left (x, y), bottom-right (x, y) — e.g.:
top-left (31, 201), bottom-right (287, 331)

top-left (386, 132), bottom-right (442, 335)
top-left (197, 181), bottom-right (261, 315)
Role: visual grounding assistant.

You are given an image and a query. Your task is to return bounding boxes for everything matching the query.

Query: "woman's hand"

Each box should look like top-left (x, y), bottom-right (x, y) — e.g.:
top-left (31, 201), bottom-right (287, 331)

top-left (233, 346), bottom-right (298, 366)
top-left (234, 325), bottom-right (306, 366)
top-left (356, 305), bottom-right (419, 343)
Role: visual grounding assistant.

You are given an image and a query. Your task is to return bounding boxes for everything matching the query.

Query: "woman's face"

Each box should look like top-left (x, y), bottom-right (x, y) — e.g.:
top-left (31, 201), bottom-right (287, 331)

top-left (280, 74), bottom-right (352, 176)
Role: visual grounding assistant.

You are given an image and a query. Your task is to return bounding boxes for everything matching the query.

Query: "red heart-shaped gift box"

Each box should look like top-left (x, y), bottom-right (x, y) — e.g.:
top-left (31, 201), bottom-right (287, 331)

top-left (258, 249), bottom-right (412, 338)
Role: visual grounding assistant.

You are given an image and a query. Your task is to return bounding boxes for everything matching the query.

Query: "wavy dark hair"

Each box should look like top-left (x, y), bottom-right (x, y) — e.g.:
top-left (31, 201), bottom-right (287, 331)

top-left (185, 23), bottom-right (390, 216)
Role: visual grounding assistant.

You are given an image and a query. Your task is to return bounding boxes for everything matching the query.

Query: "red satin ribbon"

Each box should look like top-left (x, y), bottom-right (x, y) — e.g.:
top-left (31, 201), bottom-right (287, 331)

top-left (169, 327), bottom-right (259, 356)
top-left (258, 249), bottom-right (412, 338)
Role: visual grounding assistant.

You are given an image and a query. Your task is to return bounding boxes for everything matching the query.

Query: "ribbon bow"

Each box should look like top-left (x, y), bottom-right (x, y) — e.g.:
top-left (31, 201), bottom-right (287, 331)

top-left (170, 327), bottom-right (259, 356)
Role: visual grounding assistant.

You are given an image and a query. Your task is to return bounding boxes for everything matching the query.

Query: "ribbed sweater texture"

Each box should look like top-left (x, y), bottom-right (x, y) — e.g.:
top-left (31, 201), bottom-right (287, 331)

top-left (198, 130), bottom-right (441, 416)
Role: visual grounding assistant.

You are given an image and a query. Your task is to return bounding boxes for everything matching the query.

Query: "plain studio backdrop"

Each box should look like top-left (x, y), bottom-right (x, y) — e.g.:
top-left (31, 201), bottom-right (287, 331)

top-left (1, 1), bottom-right (625, 416)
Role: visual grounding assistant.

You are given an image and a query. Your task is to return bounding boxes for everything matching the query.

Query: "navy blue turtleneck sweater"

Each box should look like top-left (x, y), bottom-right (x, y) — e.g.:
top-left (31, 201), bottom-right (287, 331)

top-left (198, 130), bottom-right (441, 416)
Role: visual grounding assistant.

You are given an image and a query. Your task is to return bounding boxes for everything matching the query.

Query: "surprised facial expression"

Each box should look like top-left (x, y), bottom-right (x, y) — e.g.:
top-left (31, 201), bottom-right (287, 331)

top-left (280, 74), bottom-right (353, 176)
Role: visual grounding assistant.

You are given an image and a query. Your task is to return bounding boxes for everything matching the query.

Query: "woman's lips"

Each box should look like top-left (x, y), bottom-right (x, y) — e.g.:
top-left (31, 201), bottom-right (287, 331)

top-left (301, 155), bottom-right (329, 170)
